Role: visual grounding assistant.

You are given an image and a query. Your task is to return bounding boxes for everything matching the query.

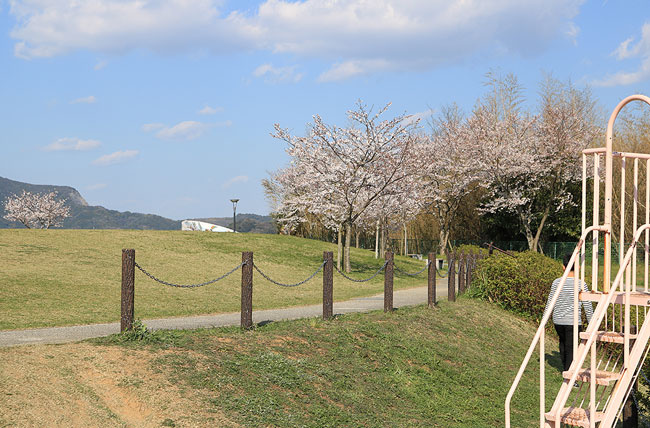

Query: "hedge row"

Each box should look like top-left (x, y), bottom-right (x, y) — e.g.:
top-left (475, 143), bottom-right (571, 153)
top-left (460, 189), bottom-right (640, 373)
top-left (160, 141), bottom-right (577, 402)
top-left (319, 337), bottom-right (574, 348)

top-left (469, 251), bottom-right (563, 320)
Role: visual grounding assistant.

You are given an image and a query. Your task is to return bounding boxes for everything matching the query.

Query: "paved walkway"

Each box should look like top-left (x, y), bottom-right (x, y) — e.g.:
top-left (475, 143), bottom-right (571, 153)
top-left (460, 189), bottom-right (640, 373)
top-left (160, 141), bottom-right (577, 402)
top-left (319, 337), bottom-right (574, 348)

top-left (0, 278), bottom-right (451, 348)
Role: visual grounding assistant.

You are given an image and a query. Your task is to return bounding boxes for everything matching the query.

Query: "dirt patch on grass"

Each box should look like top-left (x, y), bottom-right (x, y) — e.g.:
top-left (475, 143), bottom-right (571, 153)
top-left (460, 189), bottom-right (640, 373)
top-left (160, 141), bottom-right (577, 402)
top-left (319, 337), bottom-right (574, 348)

top-left (0, 343), bottom-right (239, 427)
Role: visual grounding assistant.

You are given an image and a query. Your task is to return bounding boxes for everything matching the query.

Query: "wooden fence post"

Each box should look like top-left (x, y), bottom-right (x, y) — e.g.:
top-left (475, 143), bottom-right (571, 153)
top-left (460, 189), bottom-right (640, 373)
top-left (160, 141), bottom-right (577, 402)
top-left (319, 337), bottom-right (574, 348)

top-left (465, 253), bottom-right (476, 290)
top-left (448, 251), bottom-right (456, 302)
top-left (323, 251), bottom-right (333, 320)
top-left (121, 249), bottom-right (135, 332)
top-left (384, 251), bottom-right (394, 312)
top-left (428, 252), bottom-right (436, 308)
top-left (458, 252), bottom-right (466, 294)
top-left (241, 251), bottom-right (253, 329)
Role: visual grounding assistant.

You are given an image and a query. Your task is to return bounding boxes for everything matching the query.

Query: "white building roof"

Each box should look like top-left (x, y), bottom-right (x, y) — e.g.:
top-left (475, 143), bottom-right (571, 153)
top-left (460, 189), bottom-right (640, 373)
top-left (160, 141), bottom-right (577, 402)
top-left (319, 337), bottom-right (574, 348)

top-left (181, 220), bottom-right (234, 232)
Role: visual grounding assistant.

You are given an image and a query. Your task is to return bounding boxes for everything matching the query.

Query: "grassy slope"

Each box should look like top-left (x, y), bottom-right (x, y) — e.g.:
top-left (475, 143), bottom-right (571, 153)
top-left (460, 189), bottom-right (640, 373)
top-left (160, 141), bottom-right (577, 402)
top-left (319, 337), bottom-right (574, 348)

top-left (0, 229), bottom-right (426, 330)
top-left (86, 298), bottom-right (563, 428)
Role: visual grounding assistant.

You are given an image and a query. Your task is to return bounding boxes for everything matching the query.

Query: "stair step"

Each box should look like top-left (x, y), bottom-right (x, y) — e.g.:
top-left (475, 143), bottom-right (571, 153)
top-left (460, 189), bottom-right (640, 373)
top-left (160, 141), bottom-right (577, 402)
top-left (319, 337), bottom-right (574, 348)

top-left (563, 368), bottom-right (621, 386)
top-left (580, 290), bottom-right (650, 306)
top-left (545, 407), bottom-right (605, 427)
top-left (579, 330), bottom-right (637, 343)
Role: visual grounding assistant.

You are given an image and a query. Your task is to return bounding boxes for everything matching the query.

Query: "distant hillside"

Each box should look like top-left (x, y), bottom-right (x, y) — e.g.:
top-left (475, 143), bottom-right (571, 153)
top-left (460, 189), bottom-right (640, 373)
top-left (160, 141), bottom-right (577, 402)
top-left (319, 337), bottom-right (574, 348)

top-left (0, 176), bottom-right (88, 208)
top-left (195, 214), bottom-right (277, 234)
top-left (0, 176), bottom-right (180, 230)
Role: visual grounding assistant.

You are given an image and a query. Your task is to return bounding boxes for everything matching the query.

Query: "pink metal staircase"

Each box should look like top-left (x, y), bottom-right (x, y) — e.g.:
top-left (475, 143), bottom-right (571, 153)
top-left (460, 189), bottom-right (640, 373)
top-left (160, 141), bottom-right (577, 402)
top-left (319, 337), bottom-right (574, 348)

top-left (506, 95), bottom-right (650, 428)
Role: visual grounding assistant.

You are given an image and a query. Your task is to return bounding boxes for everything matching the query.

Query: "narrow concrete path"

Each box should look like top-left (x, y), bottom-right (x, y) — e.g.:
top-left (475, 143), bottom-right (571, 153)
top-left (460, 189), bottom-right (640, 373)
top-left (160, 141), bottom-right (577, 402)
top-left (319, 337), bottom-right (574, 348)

top-left (0, 278), bottom-right (451, 348)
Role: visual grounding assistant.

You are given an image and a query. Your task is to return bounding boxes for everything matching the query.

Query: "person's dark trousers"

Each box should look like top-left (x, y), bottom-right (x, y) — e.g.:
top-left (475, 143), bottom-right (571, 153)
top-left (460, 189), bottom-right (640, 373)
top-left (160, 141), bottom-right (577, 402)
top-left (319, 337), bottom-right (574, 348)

top-left (554, 324), bottom-right (583, 372)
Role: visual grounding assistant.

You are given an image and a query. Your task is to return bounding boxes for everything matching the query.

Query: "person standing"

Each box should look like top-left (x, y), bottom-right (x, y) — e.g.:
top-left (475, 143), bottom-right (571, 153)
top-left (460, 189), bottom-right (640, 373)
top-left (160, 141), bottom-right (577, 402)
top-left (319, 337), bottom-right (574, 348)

top-left (544, 252), bottom-right (594, 372)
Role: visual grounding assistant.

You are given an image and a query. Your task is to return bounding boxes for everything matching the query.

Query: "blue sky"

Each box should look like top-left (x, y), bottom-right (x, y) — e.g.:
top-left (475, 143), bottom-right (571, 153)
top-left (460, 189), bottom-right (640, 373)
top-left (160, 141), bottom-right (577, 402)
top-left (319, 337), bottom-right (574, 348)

top-left (1, 0), bottom-right (649, 220)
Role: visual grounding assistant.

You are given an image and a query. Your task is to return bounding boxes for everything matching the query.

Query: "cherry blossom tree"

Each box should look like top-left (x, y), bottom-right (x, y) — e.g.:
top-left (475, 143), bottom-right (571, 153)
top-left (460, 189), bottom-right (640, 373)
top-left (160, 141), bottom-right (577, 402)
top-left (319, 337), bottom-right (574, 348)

top-left (355, 169), bottom-right (424, 258)
top-left (263, 165), bottom-right (347, 269)
top-left (469, 73), bottom-right (600, 251)
top-left (418, 105), bottom-right (483, 255)
top-left (4, 191), bottom-right (71, 229)
top-left (271, 101), bottom-right (421, 272)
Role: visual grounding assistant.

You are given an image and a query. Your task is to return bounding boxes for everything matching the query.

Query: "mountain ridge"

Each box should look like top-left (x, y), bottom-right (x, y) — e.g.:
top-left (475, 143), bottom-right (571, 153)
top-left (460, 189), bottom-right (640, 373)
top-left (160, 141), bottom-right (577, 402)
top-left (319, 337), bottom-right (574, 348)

top-left (0, 177), bottom-right (274, 232)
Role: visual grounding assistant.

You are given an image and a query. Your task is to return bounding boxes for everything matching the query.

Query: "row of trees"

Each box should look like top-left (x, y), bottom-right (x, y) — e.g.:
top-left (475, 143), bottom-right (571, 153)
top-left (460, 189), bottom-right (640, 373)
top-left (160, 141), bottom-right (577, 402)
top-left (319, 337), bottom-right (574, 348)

top-left (265, 73), bottom-right (601, 271)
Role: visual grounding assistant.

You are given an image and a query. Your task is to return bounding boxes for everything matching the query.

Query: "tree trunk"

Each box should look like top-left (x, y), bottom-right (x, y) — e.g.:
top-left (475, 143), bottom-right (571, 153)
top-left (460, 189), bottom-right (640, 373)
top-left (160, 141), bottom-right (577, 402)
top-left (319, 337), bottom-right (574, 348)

top-left (375, 220), bottom-right (380, 259)
top-left (438, 228), bottom-right (450, 257)
top-left (337, 226), bottom-right (343, 271)
top-left (531, 205), bottom-right (551, 253)
top-left (380, 220), bottom-right (386, 258)
top-left (517, 208), bottom-right (537, 252)
top-left (345, 222), bottom-right (352, 273)
top-left (404, 223), bottom-right (408, 256)
top-left (524, 232), bottom-right (535, 252)
top-left (355, 229), bottom-right (360, 248)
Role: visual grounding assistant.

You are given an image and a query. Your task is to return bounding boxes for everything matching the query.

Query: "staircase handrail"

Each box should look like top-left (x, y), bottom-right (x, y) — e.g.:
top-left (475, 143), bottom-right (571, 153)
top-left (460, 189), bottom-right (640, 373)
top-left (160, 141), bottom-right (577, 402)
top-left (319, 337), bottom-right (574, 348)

top-left (549, 222), bottom-right (650, 425)
top-left (505, 224), bottom-right (608, 428)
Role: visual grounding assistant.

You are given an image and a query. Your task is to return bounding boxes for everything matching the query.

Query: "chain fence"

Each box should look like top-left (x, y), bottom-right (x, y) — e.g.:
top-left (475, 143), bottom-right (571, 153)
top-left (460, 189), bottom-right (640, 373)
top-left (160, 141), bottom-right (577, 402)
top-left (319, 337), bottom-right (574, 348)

top-left (134, 261), bottom-right (245, 288)
top-left (394, 260), bottom-right (430, 277)
top-left (334, 261), bottom-right (388, 283)
top-left (253, 261), bottom-right (327, 287)
top-left (122, 249), bottom-right (451, 331)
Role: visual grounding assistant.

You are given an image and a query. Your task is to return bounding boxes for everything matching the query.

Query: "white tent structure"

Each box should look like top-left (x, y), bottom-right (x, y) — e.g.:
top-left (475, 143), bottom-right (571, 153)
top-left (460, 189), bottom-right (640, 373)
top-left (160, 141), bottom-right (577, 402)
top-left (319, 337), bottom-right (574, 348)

top-left (181, 220), bottom-right (234, 233)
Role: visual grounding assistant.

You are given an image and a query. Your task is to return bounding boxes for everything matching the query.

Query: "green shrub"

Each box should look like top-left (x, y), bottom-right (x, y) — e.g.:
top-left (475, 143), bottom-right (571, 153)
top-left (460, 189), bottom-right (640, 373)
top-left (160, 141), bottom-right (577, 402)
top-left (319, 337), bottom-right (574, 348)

top-left (120, 319), bottom-right (152, 341)
top-left (455, 244), bottom-right (489, 256)
top-left (470, 251), bottom-right (562, 320)
top-left (108, 319), bottom-right (184, 346)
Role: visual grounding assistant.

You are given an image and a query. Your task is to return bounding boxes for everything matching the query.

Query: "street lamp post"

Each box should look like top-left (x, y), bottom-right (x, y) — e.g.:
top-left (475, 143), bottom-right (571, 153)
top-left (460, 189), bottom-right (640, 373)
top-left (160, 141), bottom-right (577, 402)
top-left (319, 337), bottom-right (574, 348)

top-left (230, 199), bottom-right (239, 233)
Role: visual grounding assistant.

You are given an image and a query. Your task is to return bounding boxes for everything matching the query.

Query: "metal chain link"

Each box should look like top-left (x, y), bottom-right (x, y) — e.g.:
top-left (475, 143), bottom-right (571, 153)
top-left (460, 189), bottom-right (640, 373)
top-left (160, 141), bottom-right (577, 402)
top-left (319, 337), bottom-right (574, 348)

top-left (135, 261), bottom-right (245, 288)
top-left (253, 261), bottom-right (327, 287)
top-left (639, 364), bottom-right (650, 386)
top-left (394, 260), bottom-right (430, 276)
top-left (436, 268), bottom-right (449, 278)
top-left (334, 261), bottom-right (388, 283)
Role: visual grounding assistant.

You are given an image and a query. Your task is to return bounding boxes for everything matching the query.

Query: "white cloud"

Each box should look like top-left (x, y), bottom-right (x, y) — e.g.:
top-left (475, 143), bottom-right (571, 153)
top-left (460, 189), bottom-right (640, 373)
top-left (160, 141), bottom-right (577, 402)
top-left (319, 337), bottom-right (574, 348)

top-left (70, 95), bottom-right (96, 104)
top-left (593, 22), bottom-right (650, 87)
top-left (198, 105), bottom-right (223, 115)
top-left (94, 60), bottom-right (108, 70)
top-left (143, 120), bottom-right (230, 141)
top-left (8, 0), bottom-right (584, 79)
top-left (44, 137), bottom-right (101, 151)
top-left (222, 175), bottom-right (249, 189)
top-left (403, 109), bottom-right (436, 125)
top-left (318, 59), bottom-right (393, 82)
top-left (142, 123), bottom-right (165, 132)
top-left (92, 150), bottom-right (139, 166)
top-left (566, 22), bottom-right (580, 46)
top-left (253, 63), bottom-right (303, 83)
top-left (156, 121), bottom-right (210, 141)
top-left (86, 183), bottom-right (107, 191)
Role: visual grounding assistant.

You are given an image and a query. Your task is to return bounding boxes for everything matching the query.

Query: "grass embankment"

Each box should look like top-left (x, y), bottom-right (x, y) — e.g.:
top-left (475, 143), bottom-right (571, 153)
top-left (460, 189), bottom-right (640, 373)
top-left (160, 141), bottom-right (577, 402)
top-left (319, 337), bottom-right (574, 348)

top-left (0, 298), bottom-right (562, 427)
top-left (0, 229), bottom-right (427, 330)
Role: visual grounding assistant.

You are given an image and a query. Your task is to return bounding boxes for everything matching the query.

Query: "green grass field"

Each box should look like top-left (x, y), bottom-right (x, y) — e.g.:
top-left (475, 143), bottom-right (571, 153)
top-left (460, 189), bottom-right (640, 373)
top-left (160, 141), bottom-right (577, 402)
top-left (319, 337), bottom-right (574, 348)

top-left (0, 229), bottom-right (428, 330)
top-left (91, 298), bottom-right (563, 427)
